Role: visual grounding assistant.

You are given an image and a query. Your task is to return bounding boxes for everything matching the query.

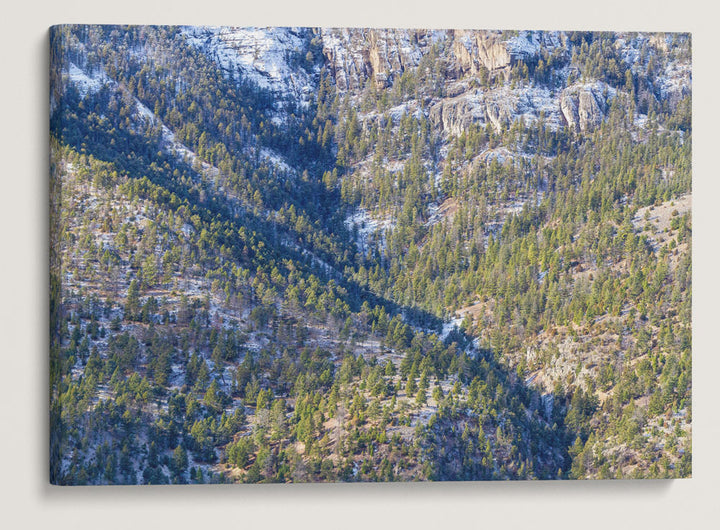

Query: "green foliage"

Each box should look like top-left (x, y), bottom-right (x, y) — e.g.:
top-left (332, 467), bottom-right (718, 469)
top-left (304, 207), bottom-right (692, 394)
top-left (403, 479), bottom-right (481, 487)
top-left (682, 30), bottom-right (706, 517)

top-left (50, 26), bottom-right (691, 484)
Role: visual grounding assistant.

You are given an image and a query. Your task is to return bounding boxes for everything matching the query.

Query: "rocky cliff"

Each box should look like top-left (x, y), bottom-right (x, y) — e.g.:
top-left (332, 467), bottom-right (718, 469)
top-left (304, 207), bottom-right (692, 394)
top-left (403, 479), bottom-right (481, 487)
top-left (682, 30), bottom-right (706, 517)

top-left (181, 27), bottom-right (690, 141)
top-left (321, 28), bottom-right (433, 90)
top-left (560, 82), bottom-right (613, 133)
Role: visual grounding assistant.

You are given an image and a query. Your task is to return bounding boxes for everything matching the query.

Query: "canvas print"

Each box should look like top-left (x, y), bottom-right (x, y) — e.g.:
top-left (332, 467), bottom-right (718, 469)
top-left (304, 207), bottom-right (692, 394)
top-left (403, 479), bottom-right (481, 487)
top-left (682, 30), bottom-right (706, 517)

top-left (49, 25), bottom-right (691, 485)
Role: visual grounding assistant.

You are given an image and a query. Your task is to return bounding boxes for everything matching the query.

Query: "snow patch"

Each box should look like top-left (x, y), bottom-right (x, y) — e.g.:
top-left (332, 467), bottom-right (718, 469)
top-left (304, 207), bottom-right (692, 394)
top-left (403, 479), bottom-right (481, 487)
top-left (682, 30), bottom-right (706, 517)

top-left (182, 26), bottom-right (316, 108)
top-left (344, 208), bottom-right (395, 253)
top-left (259, 147), bottom-right (293, 173)
top-left (478, 147), bottom-right (514, 165)
top-left (440, 315), bottom-right (464, 340)
top-left (506, 31), bottom-right (542, 59)
top-left (659, 61), bottom-right (691, 100)
top-left (132, 97), bottom-right (217, 177)
top-left (67, 62), bottom-right (111, 98)
top-left (387, 102), bottom-right (425, 124)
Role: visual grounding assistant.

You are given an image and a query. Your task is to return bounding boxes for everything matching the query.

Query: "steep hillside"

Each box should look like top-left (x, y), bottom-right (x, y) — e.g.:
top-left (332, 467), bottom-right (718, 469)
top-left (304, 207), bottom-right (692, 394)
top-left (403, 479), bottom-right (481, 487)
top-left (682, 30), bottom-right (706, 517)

top-left (50, 25), bottom-right (691, 484)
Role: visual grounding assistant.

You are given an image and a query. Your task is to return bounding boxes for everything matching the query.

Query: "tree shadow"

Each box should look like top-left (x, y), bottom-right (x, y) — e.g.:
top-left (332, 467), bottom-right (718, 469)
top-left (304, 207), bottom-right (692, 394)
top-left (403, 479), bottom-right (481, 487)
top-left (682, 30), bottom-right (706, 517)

top-left (416, 333), bottom-right (577, 481)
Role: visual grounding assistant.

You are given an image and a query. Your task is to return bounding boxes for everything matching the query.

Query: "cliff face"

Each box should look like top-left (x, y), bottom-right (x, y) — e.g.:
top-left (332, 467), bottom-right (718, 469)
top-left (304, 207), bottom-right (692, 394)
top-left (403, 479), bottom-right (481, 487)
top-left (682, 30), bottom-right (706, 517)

top-left (427, 89), bottom-right (520, 136)
top-left (320, 28), bottom-right (433, 91)
top-left (560, 82), bottom-right (613, 133)
top-left (319, 29), bottom-right (557, 91)
top-left (180, 28), bottom-right (690, 140)
top-left (319, 29), bottom-right (569, 135)
top-left (452, 31), bottom-right (512, 75)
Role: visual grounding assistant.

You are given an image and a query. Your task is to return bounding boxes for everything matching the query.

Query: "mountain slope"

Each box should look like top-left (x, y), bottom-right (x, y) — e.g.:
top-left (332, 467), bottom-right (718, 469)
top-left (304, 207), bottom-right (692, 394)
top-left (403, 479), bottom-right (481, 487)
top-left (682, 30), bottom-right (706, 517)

top-left (50, 25), bottom-right (691, 484)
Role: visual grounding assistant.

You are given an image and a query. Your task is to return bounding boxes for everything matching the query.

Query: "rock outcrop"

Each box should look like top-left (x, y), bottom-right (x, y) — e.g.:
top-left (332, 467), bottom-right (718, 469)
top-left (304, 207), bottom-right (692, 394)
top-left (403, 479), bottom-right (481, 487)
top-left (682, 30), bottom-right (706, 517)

top-left (449, 30), bottom-right (564, 78)
top-left (560, 83), bottom-right (612, 133)
top-left (428, 89), bottom-right (519, 136)
top-left (321, 28), bottom-right (432, 91)
top-left (184, 27), bottom-right (687, 141)
top-left (322, 29), bottom-right (558, 91)
top-left (429, 93), bottom-right (486, 136)
top-left (485, 97), bottom-right (516, 133)
top-left (475, 33), bottom-right (513, 72)
top-left (182, 26), bottom-right (317, 106)
top-left (450, 31), bottom-right (511, 76)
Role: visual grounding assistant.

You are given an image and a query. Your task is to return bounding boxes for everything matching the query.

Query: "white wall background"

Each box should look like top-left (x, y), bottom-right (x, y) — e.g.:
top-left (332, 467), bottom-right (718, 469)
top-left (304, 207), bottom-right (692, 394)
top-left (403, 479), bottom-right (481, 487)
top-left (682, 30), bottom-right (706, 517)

top-left (1, 2), bottom-right (717, 528)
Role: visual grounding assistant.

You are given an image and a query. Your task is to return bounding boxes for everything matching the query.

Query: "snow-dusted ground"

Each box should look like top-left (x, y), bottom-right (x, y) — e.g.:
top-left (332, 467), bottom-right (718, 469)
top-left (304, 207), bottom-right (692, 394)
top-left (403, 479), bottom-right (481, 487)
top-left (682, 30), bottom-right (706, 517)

top-left (67, 62), bottom-right (110, 97)
top-left (386, 102), bottom-right (425, 124)
top-left (259, 147), bottom-right (293, 174)
top-left (660, 61), bottom-right (691, 100)
top-left (133, 98), bottom-right (215, 175)
top-left (616, 34), bottom-right (645, 69)
top-left (477, 146), bottom-right (515, 165)
top-left (513, 84), bottom-right (568, 130)
top-left (182, 26), bottom-right (317, 108)
top-left (616, 32), bottom-right (691, 103)
top-left (440, 315), bottom-right (464, 341)
top-left (425, 201), bottom-right (441, 227)
top-left (344, 208), bottom-right (396, 254)
top-left (506, 30), bottom-right (564, 61)
top-left (64, 60), bottom-right (224, 184)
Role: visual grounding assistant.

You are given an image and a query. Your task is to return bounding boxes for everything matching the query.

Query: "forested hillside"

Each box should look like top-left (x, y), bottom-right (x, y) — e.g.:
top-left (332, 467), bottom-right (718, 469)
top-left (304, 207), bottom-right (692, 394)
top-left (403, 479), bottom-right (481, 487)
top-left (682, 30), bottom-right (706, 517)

top-left (50, 25), bottom-right (691, 484)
